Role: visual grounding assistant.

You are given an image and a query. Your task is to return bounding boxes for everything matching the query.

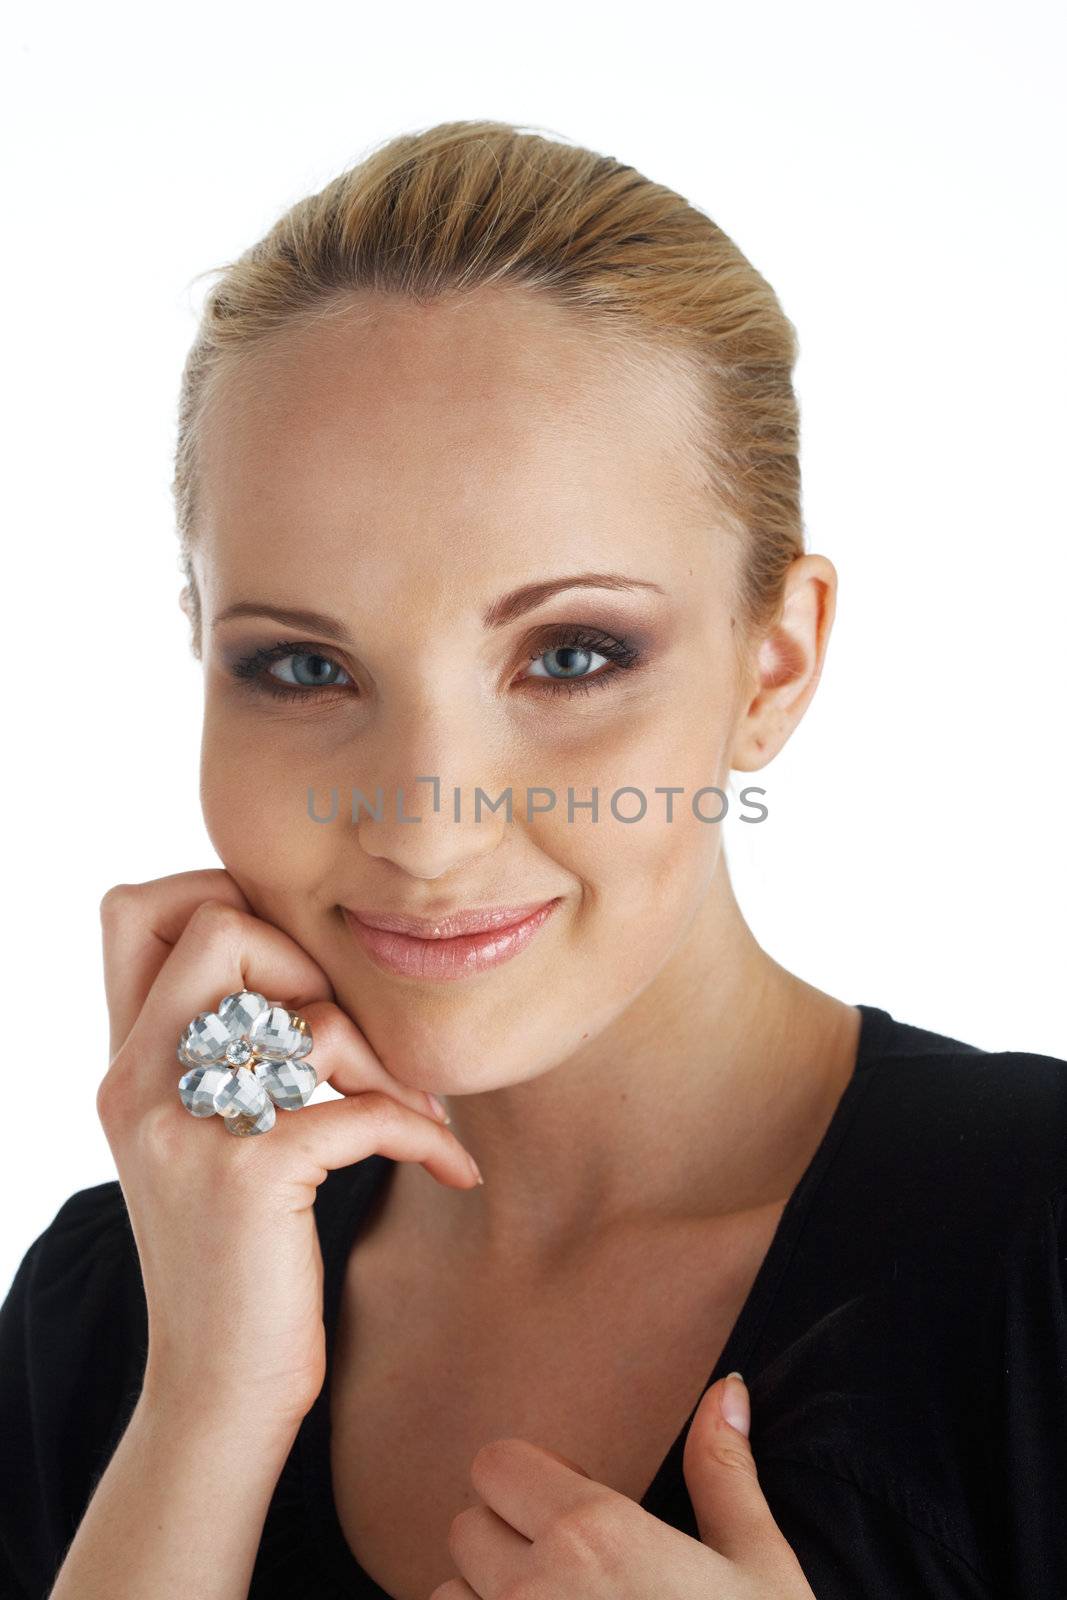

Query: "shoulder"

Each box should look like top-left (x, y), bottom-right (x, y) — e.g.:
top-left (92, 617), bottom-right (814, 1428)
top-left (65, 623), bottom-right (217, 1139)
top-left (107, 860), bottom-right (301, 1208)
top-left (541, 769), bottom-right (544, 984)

top-left (32, 1176), bottom-right (134, 1252)
top-left (826, 1006), bottom-right (1067, 1296)
top-left (2, 1178), bottom-right (139, 1310)
top-left (0, 1177), bottom-right (148, 1409)
top-left (0, 1182), bottom-right (147, 1597)
top-left (749, 1012), bottom-right (1067, 1589)
top-left (853, 1005), bottom-right (1067, 1219)
top-left (2, 1179), bottom-right (142, 1328)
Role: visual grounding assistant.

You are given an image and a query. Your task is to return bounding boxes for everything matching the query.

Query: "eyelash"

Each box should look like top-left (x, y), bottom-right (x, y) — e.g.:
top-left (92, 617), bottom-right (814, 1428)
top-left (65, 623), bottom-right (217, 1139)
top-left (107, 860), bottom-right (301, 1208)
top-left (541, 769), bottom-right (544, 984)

top-left (227, 627), bottom-right (642, 704)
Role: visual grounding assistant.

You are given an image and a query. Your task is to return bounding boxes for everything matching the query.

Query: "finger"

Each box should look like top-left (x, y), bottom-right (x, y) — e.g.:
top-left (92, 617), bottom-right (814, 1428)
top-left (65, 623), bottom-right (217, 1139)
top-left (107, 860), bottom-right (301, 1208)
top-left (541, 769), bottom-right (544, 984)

top-left (109, 897), bottom-right (332, 1111)
top-left (683, 1378), bottom-right (779, 1566)
top-left (100, 870), bottom-right (255, 1059)
top-left (234, 1088), bottom-right (482, 1192)
top-left (295, 999), bottom-right (444, 1121)
top-left (467, 1439), bottom-right (608, 1542)
top-left (446, 1502), bottom-right (530, 1600)
top-left (529, 1446), bottom-right (593, 1479)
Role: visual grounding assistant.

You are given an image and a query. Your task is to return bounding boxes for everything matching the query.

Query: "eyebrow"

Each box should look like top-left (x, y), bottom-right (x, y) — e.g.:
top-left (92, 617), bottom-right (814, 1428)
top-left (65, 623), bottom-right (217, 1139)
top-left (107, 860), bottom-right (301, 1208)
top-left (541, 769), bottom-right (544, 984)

top-left (213, 572), bottom-right (665, 642)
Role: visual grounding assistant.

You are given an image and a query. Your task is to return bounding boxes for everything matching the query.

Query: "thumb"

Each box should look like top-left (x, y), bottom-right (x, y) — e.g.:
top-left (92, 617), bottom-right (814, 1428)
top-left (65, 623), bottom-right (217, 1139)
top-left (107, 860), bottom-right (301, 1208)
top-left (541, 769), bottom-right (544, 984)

top-left (682, 1372), bottom-right (772, 1561)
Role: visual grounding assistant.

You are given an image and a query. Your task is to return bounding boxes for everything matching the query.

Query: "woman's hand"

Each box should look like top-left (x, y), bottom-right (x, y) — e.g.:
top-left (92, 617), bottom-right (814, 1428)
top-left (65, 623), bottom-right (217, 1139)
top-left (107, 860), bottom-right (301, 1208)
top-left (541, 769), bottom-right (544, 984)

top-left (431, 1374), bottom-right (815, 1599)
top-left (95, 867), bottom-right (481, 1434)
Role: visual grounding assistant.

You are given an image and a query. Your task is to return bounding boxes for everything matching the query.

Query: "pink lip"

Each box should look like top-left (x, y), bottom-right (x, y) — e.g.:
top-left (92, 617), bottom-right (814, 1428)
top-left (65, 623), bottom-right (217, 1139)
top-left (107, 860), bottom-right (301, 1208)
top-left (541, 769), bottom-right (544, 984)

top-left (347, 900), bottom-right (559, 939)
top-left (343, 899), bottom-right (561, 981)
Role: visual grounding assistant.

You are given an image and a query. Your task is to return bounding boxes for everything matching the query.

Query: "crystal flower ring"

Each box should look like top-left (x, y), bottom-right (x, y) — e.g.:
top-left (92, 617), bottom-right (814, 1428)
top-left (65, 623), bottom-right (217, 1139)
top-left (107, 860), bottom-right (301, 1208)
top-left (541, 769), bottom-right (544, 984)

top-left (177, 989), bottom-right (318, 1137)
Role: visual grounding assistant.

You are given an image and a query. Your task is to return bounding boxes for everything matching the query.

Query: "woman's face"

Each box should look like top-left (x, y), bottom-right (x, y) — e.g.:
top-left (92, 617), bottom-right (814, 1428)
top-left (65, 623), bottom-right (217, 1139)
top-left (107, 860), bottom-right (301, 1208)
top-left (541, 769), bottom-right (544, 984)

top-left (192, 287), bottom-right (758, 1092)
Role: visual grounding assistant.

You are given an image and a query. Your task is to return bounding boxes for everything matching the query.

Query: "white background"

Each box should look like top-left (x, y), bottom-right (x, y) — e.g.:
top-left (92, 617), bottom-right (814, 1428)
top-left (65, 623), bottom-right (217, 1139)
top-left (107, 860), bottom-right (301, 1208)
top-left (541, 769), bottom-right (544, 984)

top-left (2, 0), bottom-right (1064, 1293)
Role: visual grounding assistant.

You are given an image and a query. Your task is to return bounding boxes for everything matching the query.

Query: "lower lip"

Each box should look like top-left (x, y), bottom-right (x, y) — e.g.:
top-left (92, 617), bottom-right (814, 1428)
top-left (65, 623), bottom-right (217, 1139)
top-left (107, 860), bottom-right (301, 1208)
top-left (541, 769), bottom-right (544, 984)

top-left (343, 900), bottom-right (561, 981)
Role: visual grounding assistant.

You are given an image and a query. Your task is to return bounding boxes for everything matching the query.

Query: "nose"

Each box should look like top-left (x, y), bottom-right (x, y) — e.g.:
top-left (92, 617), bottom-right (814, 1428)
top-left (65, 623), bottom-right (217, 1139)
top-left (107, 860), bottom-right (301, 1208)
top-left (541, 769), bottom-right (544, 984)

top-left (352, 715), bottom-right (512, 882)
top-left (357, 778), bottom-right (509, 880)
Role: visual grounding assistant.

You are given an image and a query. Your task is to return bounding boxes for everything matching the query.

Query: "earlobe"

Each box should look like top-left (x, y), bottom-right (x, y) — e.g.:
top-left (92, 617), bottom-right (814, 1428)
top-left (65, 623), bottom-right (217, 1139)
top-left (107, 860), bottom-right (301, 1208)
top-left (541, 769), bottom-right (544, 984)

top-left (729, 723), bottom-right (773, 774)
top-left (728, 627), bottom-right (810, 771)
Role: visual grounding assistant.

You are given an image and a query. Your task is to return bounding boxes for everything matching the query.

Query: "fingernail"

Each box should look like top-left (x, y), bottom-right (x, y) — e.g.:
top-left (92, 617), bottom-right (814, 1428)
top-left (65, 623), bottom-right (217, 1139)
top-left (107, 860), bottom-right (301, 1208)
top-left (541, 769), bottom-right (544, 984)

top-left (425, 1093), bottom-right (451, 1124)
top-left (466, 1151), bottom-right (484, 1185)
top-left (720, 1372), bottom-right (750, 1437)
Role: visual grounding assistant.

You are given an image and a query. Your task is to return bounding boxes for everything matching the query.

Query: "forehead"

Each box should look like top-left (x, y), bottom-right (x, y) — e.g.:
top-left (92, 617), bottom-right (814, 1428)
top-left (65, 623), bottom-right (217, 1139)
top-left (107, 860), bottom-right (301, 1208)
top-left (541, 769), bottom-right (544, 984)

top-left (193, 287), bottom-right (724, 607)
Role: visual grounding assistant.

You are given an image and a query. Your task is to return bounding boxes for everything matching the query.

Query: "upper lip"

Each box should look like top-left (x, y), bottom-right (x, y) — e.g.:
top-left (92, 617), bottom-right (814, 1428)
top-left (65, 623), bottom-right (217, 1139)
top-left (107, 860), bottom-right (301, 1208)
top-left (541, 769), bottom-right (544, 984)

top-left (345, 899), bottom-right (559, 940)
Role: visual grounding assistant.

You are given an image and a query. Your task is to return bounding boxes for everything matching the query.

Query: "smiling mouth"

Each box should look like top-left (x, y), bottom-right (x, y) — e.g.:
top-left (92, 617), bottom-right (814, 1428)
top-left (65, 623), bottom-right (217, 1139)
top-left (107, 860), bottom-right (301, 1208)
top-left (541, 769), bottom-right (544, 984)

top-left (345, 899), bottom-right (559, 939)
top-left (342, 898), bottom-right (562, 981)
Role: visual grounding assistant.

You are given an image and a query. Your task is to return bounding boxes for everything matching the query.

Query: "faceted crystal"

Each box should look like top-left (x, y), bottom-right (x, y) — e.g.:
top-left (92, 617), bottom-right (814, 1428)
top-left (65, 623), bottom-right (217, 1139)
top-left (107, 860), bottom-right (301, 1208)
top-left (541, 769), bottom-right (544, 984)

top-left (217, 990), bottom-right (269, 1036)
top-left (211, 1065), bottom-right (268, 1119)
top-left (178, 1064), bottom-right (231, 1116)
top-left (223, 1097), bottom-right (277, 1137)
top-left (249, 1005), bottom-right (302, 1061)
top-left (224, 1037), bottom-right (253, 1067)
top-left (179, 1011), bottom-right (232, 1065)
top-left (255, 1058), bottom-right (318, 1110)
top-left (288, 1014), bottom-right (314, 1060)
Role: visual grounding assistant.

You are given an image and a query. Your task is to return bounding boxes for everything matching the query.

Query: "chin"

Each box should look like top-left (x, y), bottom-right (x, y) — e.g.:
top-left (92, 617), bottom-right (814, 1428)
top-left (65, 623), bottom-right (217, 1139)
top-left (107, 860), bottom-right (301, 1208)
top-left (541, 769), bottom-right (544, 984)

top-left (361, 1016), bottom-right (568, 1097)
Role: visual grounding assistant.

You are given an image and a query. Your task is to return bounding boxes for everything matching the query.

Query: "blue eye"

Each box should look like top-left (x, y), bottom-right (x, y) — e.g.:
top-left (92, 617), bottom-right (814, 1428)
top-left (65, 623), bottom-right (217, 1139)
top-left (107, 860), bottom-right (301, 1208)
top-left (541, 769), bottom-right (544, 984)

top-left (228, 642), bottom-right (353, 702)
top-left (227, 627), bottom-right (640, 704)
top-left (522, 627), bottom-right (640, 696)
top-left (268, 652), bottom-right (351, 689)
top-left (526, 644), bottom-right (609, 684)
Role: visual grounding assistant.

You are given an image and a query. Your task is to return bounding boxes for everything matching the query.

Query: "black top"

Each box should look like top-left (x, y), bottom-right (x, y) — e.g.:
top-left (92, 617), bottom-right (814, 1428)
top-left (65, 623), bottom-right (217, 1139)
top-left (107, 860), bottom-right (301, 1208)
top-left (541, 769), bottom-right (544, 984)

top-left (2, 1003), bottom-right (1066, 1600)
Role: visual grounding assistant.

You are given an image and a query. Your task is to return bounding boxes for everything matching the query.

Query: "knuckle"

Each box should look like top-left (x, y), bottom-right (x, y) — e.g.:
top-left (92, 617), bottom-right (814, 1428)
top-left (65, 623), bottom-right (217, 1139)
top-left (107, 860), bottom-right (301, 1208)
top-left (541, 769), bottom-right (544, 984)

top-left (96, 1065), bottom-right (137, 1126)
top-left (94, 1072), bottom-right (120, 1123)
top-left (99, 883), bottom-right (139, 923)
top-left (346, 1089), bottom-right (398, 1125)
top-left (714, 1439), bottom-right (759, 1478)
top-left (187, 898), bottom-right (246, 945)
top-left (550, 1498), bottom-right (625, 1570)
top-left (135, 1100), bottom-right (190, 1166)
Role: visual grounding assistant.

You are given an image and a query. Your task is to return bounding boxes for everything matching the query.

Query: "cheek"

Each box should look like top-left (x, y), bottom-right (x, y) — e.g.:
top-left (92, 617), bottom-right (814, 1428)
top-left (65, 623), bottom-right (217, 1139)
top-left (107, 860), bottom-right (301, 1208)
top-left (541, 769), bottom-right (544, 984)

top-left (530, 689), bottom-right (731, 892)
top-left (524, 695), bottom-right (729, 1001)
top-left (546, 808), bottom-right (721, 989)
top-left (199, 711), bottom-right (338, 896)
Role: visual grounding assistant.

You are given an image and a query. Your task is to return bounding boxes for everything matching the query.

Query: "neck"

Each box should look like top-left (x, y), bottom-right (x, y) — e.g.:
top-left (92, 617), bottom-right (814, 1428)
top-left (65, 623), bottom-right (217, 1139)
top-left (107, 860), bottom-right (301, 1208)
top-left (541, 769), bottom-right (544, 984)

top-left (380, 855), bottom-right (861, 1269)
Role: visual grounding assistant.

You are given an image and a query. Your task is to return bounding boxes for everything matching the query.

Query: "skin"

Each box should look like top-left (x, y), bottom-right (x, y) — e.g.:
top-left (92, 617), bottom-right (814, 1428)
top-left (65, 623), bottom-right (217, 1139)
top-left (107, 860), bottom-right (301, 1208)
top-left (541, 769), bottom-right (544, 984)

top-left (186, 281), bottom-right (860, 1280)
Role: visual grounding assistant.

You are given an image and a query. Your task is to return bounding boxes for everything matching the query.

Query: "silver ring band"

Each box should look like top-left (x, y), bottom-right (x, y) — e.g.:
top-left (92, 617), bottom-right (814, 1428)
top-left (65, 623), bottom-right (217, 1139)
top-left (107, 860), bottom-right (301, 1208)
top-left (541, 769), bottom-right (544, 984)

top-left (176, 989), bottom-right (317, 1136)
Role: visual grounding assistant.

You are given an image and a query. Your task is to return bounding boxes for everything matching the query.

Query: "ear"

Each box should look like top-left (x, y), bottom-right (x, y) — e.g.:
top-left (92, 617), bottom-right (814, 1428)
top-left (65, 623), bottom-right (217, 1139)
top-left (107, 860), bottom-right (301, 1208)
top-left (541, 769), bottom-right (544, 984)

top-left (729, 553), bottom-right (838, 772)
top-left (178, 583), bottom-right (203, 661)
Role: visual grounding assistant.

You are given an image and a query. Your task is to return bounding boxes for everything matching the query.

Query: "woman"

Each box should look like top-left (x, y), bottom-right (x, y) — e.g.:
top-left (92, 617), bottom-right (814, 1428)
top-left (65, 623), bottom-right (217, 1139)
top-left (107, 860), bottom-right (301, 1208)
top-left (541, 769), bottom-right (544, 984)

top-left (2, 119), bottom-right (1064, 1600)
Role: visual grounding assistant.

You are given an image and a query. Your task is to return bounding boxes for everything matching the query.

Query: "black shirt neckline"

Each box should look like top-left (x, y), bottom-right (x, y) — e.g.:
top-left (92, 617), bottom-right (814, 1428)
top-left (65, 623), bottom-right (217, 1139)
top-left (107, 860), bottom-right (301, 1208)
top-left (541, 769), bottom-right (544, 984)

top-left (295, 1002), bottom-right (893, 1599)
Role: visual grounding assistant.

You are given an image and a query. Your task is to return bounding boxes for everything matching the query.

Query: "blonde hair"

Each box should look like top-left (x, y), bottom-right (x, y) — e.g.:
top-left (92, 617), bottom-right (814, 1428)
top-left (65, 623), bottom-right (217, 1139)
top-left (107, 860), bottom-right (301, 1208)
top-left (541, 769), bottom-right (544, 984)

top-left (173, 119), bottom-right (804, 663)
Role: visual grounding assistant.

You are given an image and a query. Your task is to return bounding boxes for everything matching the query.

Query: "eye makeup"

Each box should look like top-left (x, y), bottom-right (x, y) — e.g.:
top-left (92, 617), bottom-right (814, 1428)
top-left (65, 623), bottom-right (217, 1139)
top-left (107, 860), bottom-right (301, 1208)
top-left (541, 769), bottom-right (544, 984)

top-left (221, 619), bottom-right (648, 705)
